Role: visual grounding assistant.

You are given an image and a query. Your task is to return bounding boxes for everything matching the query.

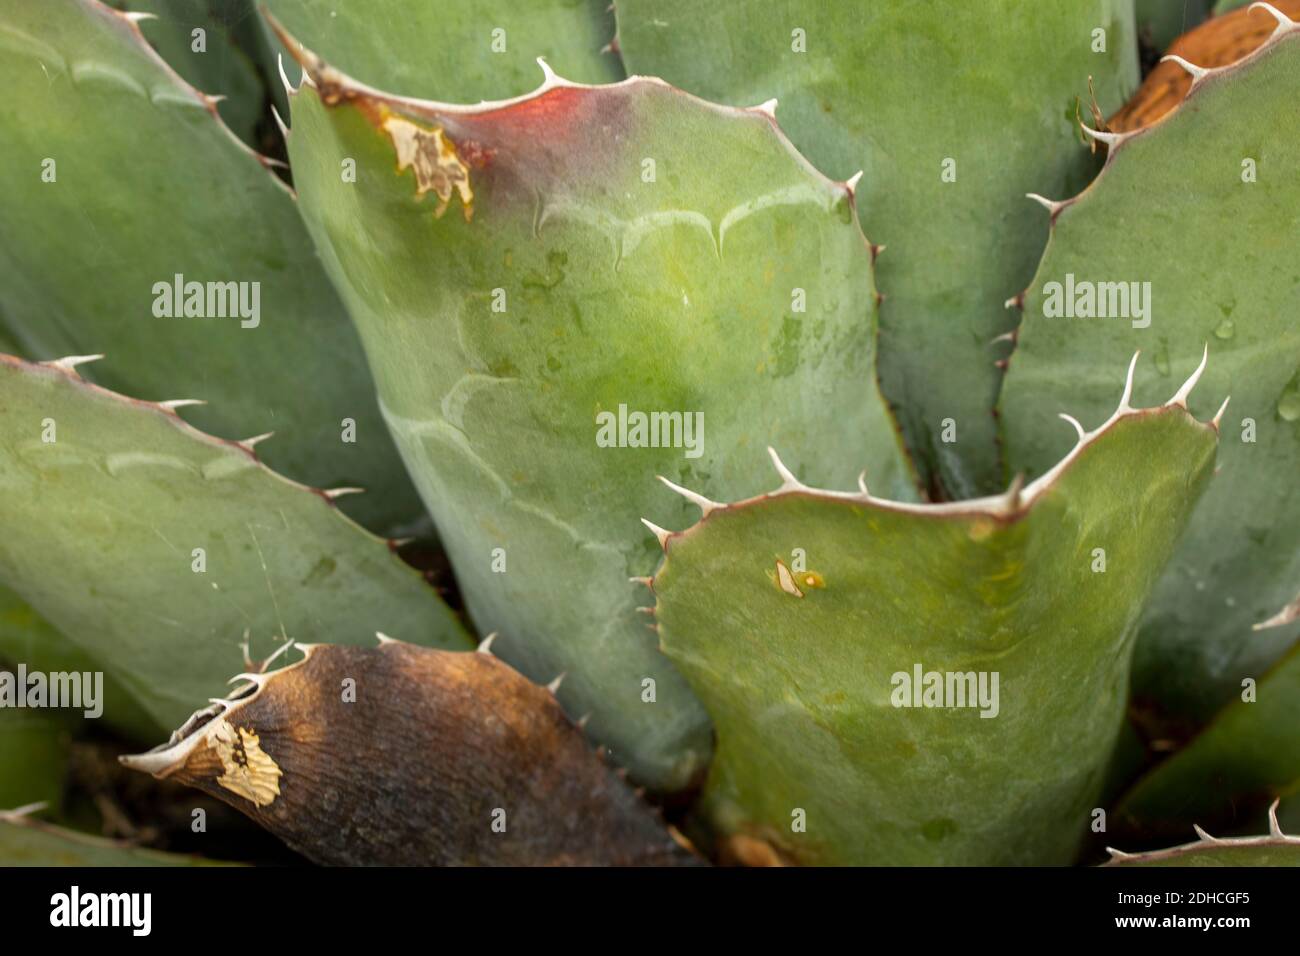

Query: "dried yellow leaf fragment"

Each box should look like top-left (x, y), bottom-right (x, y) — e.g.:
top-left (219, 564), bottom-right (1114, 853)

top-left (210, 718), bottom-right (282, 807)
top-left (382, 115), bottom-right (474, 221)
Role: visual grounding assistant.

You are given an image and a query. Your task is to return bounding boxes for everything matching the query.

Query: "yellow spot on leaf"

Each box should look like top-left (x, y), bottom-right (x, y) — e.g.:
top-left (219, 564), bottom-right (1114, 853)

top-left (209, 718), bottom-right (282, 807)
top-left (381, 114), bottom-right (474, 221)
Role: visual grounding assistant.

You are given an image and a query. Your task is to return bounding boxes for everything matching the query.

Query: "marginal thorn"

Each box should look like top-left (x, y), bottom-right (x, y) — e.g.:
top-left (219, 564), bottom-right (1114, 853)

top-left (1160, 54), bottom-right (1209, 85)
top-left (640, 518), bottom-right (672, 550)
top-left (1025, 192), bottom-right (1061, 215)
top-left (276, 53), bottom-right (296, 99)
top-left (1193, 823), bottom-right (1220, 843)
top-left (1118, 351), bottom-right (1141, 413)
top-left (225, 672), bottom-right (267, 687)
top-left (237, 431), bottom-right (274, 452)
top-left (158, 399), bottom-right (206, 411)
top-left (628, 575), bottom-right (654, 589)
top-left (374, 631), bottom-right (399, 645)
top-left (1268, 798), bottom-right (1285, 838)
top-left (766, 446), bottom-right (804, 492)
top-left (753, 97), bottom-right (779, 119)
top-left (1166, 343), bottom-right (1208, 409)
top-left (1212, 395), bottom-right (1231, 430)
top-left (990, 330), bottom-right (1017, 345)
top-left (1004, 293), bottom-right (1024, 310)
top-left (536, 57), bottom-right (560, 87)
top-left (845, 170), bottom-right (863, 195)
top-left (657, 475), bottom-right (719, 516)
top-left (546, 672), bottom-right (566, 695)
top-left (857, 470), bottom-right (869, 496)
top-left (323, 486), bottom-right (365, 499)
top-left (41, 354), bottom-right (104, 376)
top-left (1080, 123), bottom-right (1127, 148)
top-left (1059, 413), bottom-right (1087, 442)
top-left (1253, 592), bottom-right (1299, 630)
top-left (1250, 2), bottom-right (1299, 35)
top-left (635, 605), bottom-right (655, 616)
top-left (121, 11), bottom-right (158, 24)
top-left (477, 632), bottom-right (498, 655)
top-left (1003, 472), bottom-right (1025, 511)
top-left (271, 104), bottom-right (290, 142)
top-left (1104, 846), bottom-right (1133, 860)
top-left (576, 713), bottom-right (591, 730)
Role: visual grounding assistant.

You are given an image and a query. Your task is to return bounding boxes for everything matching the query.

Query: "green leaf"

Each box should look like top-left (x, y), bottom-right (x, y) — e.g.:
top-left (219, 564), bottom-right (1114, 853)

top-left (0, 807), bottom-right (238, 865)
top-left (278, 37), bottom-right (916, 790)
top-left (615, 0), bottom-right (1140, 498)
top-left (106, 0), bottom-right (270, 147)
top-left (0, 353), bottom-right (472, 734)
top-left (0, 0), bottom-right (420, 531)
top-left (999, 24), bottom-right (1300, 728)
top-left (0, 712), bottom-right (69, 816)
top-left (261, 0), bottom-right (622, 100)
top-left (0, 585), bottom-right (160, 741)
top-left (1136, 0), bottom-right (1213, 52)
top-left (1114, 641), bottom-right (1300, 842)
top-left (1106, 801), bottom-right (1300, 865)
top-left (648, 361), bottom-right (1220, 864)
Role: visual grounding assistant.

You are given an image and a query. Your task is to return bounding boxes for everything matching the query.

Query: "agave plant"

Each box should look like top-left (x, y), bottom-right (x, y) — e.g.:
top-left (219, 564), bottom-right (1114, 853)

top-left (0, 0), bottom-right (1297, 869)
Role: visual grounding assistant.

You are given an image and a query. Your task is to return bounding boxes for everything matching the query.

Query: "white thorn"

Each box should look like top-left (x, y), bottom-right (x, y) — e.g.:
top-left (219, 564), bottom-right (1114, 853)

top-left (1268, 798), bottom-right (1285, 837)
top-left (628, 575), bottom-right (653, 587)
top-left (271, 104), bottom-right (290, 143)
top-left (1193, 823), bottom-right (1220, 843)
top-left (657, 475), bottom-right (719, 516)
top-left (206, 94), bottom-right (228, 107)
top-left (41, 354), bottom-right (104, 375)
top-left (0, 801), bottom-right (49, 822)
top-left (375, 631), bottom-right (398, 645)
top-left (1025, 192), bottom-right (1061, 214)
top-left (238, 432), bottom-right (274, 452)
top-left (1003, 473), bottom-right (1025, 512)
top-left (1161, 54), bottom-right (1210, 86)
top-left (640, 518), bottom-right (672, 549)
top-left (990, 330), bottom-right (1017, 344)
top-left (576, 713), bottom-right (591, 730)
top-left (1118, 351), bottom-right (1141, 413)
top-left (1003, 294), bottom-right (1024, 310)
top-left (537, 57), bottom-right (560, 87)
top-left (1253, 593), bottom-right (1299, 630)
top-left (754, 97), bottom-right (779, 119)
top-left (207, 697), bottom-right (231, 707)
top-left (121, 11), bottom-right (158, 24)
top-left (1212, 395), bottom-right (1231, 429)
top-left (323, 486), bottom-right (365, 499)
top-left (300, 65), bottom-right (316, 89)
top-left (1166, 344), bottom-right (1208, 409)
top-left (635, 605), bottom-right (655, 615)
top-left (158, 399), bottom-right (206, 411)
top-left (1250, 2), bottom-right (1299, 36)
top-left (845, 170), bottom-right (863, 196)
top-left (276, 53), bottom-right (296, 99)
top-left (225, 672), bottom-right (267, 687)
top-left (477, 632), bottom-right (498, 655)
top-left (1104, 846), bottom-right (1133, 860)
top-left (766, 446), bottom-right (804, 492)
top-left (1059, 413), bottom-right (1087, 442)
top-left (546, 672), bottom-right (566, 694)
top-left (262, 638), bottom-right (296, 670)
top-left (1080, 123), bottom-right (1127, 148)
top-left (856, 470), bottom-right (869, 495)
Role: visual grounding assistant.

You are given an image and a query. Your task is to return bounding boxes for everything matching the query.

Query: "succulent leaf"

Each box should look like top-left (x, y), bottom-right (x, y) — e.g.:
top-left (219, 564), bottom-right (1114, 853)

top-left (615, 0), bottom-right (1141, 498)
top-left (278, 35), bottom-right (916, 790)
top-left (1000, 19), bottom-right (1300, 727)
top-left (0, 0), bottom-right (420, 531)
top-left (105, 0), bottom-right (270, 147)
top-left (260, 0), bottom-right (622, 100)
top-left (1114, 641), bottom-right (1300, 842)
top-left (0, 353), bottom-right (472, 733)
top-left (649, 362), bottom-right (1220, 865)
top-left (122, 639), bottom-right (699, 865)
top-left (0, 805), bottom-right (238, 865)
